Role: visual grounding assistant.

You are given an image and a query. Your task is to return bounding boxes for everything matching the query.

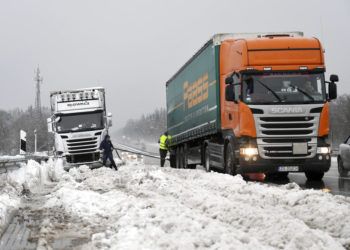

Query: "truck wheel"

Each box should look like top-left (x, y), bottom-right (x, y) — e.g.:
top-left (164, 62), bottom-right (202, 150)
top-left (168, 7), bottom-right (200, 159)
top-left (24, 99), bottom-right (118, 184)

top-left (176, 147), bottom-right (181, 169)
top-left (338, 157), bottom-right (348, 177)
top-left (179, 146), bottom-right (184, 169)
top-left (204, 147), bottom-right (211, 172)
top-left (305, 171), bottom-right (324, 181)
top-left (225, 143), bottom-right (236, 176)
top-left (183, 144), bottom-right (188, 169)
top-left (170, 153), bottom-right (176, 168)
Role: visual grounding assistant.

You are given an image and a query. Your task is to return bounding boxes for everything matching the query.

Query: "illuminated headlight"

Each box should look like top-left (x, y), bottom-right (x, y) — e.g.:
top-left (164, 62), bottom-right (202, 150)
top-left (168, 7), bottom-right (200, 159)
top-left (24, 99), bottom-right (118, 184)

top-left (317, 147), bottom-right (330, 154)
top-left (240, 147), bottom-right (259, 156)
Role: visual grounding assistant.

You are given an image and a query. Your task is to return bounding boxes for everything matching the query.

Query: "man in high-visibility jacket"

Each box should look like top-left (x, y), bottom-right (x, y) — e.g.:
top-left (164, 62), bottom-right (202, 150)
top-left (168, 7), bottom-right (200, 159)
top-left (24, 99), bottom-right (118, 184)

top-left (158, 131), bottom-right (169, 167)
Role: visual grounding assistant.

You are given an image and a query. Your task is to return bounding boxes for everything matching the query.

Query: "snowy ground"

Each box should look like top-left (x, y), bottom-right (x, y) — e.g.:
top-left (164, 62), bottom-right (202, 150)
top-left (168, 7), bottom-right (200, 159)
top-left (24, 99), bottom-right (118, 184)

top-left (1, 160), bottom-right (350, 249)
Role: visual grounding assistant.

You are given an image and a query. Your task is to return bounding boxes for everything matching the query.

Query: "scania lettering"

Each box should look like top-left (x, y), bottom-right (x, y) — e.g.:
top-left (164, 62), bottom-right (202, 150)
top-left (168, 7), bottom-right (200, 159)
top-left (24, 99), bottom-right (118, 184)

top-left (166, 32), bottom-right (338, 180)
top-left (47, 87), bottom-right (112, 169)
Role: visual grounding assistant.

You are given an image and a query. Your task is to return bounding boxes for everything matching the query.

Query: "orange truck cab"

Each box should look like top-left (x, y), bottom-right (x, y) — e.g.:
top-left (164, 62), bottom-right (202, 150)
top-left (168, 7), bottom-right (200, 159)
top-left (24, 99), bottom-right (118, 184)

top-left (166, 32), bottom-right (338, 181)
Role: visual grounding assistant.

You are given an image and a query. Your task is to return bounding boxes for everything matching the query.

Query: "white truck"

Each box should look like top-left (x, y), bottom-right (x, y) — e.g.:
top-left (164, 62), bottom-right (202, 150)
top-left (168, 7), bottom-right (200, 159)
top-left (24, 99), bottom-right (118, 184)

top-left (47, 87), bottom-right (112, 168)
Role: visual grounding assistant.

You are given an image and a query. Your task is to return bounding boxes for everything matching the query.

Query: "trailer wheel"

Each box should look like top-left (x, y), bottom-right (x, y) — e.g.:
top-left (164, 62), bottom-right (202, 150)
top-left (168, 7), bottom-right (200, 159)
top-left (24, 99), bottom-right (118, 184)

top-left (179, 146), bottom-right (185, 169)
top-left (169, 153), bottom-right (176, 168)
top-left (176, 147), bottom-right (181, 169)
top-left (225, 143), bottom-right (236, 176)
top-left (204, 147), bottom-right (211, 172)
top-left (183, 144), bottom-right (188, 169)
top-left (305, 171), bottom-right (324, 181)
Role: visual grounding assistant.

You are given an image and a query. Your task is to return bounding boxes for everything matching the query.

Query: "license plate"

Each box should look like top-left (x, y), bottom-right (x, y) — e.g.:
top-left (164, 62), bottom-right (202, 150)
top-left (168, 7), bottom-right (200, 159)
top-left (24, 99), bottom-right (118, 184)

top-left (293, 143), bottom-right (308, 155)
top-left (278, 166), bottom-right (299, 172)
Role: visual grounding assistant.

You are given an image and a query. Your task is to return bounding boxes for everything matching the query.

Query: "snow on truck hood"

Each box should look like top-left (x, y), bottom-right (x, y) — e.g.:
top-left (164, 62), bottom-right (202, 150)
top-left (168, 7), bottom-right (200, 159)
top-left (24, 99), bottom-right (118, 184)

top-left (1, 160), bottom-right (350, 249)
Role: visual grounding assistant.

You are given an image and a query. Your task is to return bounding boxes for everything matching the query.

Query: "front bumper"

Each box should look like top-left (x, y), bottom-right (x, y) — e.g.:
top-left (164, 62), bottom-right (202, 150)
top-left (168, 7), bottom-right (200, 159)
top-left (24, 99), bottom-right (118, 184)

top-left (237, 153), bottom-right (331, 174)
top-left (65, 152), bottom-right (100, 163)
top-left (63, 160), bottom-right (103, 171)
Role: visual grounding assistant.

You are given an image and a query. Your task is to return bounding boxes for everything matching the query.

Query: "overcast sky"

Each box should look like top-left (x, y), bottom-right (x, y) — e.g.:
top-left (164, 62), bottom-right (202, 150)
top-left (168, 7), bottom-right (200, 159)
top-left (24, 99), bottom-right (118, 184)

top-left (0, 0), bottom-right (349, 128)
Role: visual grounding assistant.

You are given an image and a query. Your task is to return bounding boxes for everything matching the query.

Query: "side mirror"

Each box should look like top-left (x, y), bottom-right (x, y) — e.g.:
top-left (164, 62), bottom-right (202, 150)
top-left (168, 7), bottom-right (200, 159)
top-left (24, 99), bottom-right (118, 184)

top-left (47, 118), bottom-right (53, 133)
top-left (330, 74), bottom-right (339, 83)
top-left (107, 112), bottom-right (113, 127)
top-left (328, 81), bottom-right (337, 100)
top-left (225, 76), bottom-right (233, 85)
top-left (225, 85), bottom-right (235, 102)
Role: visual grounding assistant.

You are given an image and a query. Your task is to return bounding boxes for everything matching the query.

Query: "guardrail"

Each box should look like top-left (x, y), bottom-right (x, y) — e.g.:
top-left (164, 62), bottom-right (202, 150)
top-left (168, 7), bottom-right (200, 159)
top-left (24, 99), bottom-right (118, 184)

top-left (0, 154), bottom-right (50, 172)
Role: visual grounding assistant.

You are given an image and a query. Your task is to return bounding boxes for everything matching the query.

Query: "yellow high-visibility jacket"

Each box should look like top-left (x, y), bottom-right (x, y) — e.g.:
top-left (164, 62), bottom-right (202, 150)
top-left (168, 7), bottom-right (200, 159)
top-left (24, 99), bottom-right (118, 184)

top-left (159, 134), bottom-right (169, 150)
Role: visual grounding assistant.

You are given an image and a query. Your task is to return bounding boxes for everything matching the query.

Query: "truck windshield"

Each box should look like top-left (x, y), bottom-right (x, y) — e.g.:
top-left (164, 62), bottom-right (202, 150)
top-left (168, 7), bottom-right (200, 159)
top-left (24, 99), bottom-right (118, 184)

top-left (242, 73), bottom-right (326, 104)
top-left (56, 111), bottom-right (104, 133)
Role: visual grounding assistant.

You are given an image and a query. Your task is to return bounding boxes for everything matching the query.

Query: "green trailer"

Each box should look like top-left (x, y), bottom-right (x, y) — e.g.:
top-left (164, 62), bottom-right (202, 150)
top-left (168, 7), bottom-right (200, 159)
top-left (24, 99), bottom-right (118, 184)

top-left (166, 41), bottom-right (221, 146)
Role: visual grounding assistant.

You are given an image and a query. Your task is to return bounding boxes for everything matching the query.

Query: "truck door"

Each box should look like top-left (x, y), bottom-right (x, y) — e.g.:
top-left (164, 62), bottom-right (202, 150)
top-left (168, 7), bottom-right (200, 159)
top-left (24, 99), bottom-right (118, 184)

top-left (222, 74), bottom-right (240, 133)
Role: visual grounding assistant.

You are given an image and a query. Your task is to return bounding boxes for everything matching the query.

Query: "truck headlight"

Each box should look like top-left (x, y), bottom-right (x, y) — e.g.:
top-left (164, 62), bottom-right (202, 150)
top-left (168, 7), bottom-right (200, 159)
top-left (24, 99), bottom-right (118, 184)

top-left (240, 147), bottom-right (259, 156)
top-left (317, 147), bottom-right (330, 154)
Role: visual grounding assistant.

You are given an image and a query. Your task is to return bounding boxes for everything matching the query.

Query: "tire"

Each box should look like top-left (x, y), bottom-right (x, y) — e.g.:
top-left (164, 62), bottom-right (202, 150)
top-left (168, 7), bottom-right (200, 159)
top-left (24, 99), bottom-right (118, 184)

top-left (225, 143), bottom-right (236, 176)
top-left (179, 146), bottom-right (184, 169)
top-left (305, 171), bottom-right (324, 181)
top-left (183, 144), bottom-right (188, 169)
top-left (169, 153), bottom-right (176, 168)
top-left (175, 147), bottom-right (181, 169)
top-left (338, 157), bottom-right (348, 177)
top-left (204, 147), bottom-right (211, 172)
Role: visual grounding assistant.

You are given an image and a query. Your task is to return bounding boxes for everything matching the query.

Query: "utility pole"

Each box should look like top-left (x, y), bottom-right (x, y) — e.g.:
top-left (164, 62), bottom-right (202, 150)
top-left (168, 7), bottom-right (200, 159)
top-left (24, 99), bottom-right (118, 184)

top-left (34, 66), bottom-right (43, 153)
top-left (34, 66), bottom-right (43, 115)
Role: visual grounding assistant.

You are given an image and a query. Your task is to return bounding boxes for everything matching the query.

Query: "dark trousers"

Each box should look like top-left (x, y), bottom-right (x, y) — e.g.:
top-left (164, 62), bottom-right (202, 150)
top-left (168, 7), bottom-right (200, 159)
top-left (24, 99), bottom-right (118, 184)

top-left (103, 151), bottom-right (117, 170)
top-left (159, 149), bottom-right (167, 167)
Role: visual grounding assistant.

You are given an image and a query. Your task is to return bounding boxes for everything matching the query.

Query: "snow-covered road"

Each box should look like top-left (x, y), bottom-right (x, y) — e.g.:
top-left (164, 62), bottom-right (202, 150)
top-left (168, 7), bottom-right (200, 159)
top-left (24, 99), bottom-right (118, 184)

top-left (1, 160), bottom-right (350, 249)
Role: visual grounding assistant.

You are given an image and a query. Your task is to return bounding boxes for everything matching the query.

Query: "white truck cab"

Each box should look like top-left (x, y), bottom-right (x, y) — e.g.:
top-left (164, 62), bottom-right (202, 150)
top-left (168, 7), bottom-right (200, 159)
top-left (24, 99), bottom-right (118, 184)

top-left (47, 87), bottom-right (112, 168)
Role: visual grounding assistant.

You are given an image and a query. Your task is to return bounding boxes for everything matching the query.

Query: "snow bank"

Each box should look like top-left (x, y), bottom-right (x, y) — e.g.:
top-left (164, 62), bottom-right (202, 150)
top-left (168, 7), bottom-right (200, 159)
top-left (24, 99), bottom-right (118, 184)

top-left (45, 164), bottom-right (350, 250)
top-left (0, 159), bottom-right (51, 235)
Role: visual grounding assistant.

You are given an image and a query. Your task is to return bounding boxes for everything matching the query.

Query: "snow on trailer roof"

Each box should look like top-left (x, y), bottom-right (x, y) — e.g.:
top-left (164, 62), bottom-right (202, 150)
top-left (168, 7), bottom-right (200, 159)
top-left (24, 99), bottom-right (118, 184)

top-left (50, 87), bottom-right (105, 96)
top-left (166, 31), bottom-right (304, 86)
top-left (211, 31), bottom-right (303, 45)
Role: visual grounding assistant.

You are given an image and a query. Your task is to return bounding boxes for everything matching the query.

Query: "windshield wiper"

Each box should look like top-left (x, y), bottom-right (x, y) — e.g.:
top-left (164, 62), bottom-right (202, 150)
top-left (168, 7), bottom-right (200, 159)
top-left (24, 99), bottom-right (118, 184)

top-left (290, 85), bottom-right (315, 101)
top-left (254, 78), bottom-right (283, 102)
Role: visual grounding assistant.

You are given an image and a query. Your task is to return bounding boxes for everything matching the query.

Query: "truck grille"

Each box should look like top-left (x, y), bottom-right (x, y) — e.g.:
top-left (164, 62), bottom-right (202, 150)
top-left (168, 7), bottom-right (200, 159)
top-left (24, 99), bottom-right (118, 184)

top-left (258, 116), bottom-right (315, 137)
top-left (254, 112), bottom-right (320, 159)
top-left (66, 137), bottom-right (98, 154)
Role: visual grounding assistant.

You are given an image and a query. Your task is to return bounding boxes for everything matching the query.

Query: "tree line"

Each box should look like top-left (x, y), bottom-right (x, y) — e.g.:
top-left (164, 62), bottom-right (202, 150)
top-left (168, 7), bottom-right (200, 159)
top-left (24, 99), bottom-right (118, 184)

top-left (0, 106), bottom-right (52, 155)
top-left (117, 108), bottom-right (167, 142)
